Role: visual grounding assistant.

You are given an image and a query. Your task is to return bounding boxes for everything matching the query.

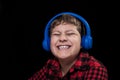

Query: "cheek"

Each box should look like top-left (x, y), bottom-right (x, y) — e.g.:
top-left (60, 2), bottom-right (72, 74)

top-left (50, 38), bottom-right (59, 55)
top-left (50, 37), bottom-right (57, 48)
top-left (72, 38), bottom-right (81, 53)
top-left (71, 37), bottom-right (81, 49)
top-left (70, 36), bottom-right (81, 44)
top-left (75, 39), bottom-right (81, 47)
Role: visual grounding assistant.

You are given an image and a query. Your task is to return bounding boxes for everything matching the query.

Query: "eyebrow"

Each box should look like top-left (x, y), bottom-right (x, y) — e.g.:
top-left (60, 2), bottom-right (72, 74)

top-left (53, 29), bottom-right (76, 33)
top-left (66, 30), bottom-right (76, 33)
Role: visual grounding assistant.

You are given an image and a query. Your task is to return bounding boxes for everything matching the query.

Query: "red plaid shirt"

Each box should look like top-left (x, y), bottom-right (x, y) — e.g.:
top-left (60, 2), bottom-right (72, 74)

top-left (28, 52), bottom-right (108, 80)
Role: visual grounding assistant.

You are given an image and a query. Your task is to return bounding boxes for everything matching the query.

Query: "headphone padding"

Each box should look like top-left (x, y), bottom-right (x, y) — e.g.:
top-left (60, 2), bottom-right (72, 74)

top-left (81, 35), bottom-right (93, 50)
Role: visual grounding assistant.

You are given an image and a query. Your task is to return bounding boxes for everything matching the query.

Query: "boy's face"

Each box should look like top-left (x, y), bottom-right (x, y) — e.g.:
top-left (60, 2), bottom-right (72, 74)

top-left (50, 23), bottom-right (81, 60)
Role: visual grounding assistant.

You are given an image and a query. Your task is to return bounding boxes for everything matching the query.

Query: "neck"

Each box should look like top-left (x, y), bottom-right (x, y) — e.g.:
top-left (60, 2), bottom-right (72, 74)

top-left (59, 57), bottom-right (77, 76)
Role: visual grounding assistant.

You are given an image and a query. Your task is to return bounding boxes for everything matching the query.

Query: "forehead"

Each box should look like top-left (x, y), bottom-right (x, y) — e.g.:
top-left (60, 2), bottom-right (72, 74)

top-left (52, 23), bottom-right (78, 31)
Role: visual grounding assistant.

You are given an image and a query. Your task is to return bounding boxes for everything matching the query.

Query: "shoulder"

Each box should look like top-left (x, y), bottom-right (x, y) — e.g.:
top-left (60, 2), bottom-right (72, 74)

top-left (80, 52), bottom-right (108, 72)
top-left (81, 53), bottom-right (108, 79)
top-left (87, 56), bottom-right (108, 74)
top-left (80, 51), bottom-right (106, 68)
top-left (88, 56), bottom-right (105, 67)
top-left (28, 59), bottom-right (54, 80)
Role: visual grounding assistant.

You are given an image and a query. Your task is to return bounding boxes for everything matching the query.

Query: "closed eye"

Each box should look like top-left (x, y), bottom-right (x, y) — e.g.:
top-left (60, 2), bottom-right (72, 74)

top-left (66, 33), bottom-right (76, 36)
top-left (51, 33), bottom-right (60, 36)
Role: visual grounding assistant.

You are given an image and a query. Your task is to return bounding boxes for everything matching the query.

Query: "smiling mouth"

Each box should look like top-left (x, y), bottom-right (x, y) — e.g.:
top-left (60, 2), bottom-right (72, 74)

top-left (57, 45), bottom-right (71, 50)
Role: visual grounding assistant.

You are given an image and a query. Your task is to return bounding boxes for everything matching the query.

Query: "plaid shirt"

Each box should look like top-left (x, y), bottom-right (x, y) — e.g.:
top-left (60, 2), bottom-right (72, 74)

top-left (28, 52), bottom-right (108, 80)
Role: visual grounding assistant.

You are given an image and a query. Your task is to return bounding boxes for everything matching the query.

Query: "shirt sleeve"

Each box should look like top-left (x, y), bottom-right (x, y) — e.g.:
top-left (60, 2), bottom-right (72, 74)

top-left (84, 66), bottom-right (108, 80)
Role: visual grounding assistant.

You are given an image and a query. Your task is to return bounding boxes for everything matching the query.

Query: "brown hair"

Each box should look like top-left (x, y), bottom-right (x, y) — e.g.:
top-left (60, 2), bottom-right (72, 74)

top-left (50, 14), bottom-right (85, 36)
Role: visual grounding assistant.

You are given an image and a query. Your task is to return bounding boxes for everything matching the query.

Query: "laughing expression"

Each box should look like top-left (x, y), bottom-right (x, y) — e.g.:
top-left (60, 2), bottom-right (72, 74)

top-left (50, 23), bottom-right (81, 60)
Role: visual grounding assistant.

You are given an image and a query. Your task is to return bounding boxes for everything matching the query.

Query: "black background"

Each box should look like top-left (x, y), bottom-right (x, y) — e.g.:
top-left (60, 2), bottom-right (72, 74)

top-left (1, 0), bottom-right (118, 80)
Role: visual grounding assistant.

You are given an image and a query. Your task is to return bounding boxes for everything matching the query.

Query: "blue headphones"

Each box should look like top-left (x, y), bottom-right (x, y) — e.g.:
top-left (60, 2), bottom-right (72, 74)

top-left (42, 12), bottom-right (93, 51)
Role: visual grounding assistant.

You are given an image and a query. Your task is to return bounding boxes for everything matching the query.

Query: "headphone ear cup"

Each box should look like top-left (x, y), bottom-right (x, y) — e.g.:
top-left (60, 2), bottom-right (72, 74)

top-left (42, 38), bottom-right (50, 51)
top-left (81, 35), bottom-right (93, 50)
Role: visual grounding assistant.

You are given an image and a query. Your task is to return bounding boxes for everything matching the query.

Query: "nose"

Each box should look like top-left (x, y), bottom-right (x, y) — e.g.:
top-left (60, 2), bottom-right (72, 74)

top-left (59, 34), bottom-right (68, 42)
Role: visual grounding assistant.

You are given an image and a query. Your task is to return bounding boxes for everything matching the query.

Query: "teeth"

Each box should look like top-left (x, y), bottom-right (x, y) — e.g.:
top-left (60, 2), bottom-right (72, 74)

top-left (59, 46), bottom-right (69, 50)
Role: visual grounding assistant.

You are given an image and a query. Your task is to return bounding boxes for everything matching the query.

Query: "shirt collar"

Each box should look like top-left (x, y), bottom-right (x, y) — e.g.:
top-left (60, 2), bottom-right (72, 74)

top-left (46, 52), bottom-right (90, 73)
